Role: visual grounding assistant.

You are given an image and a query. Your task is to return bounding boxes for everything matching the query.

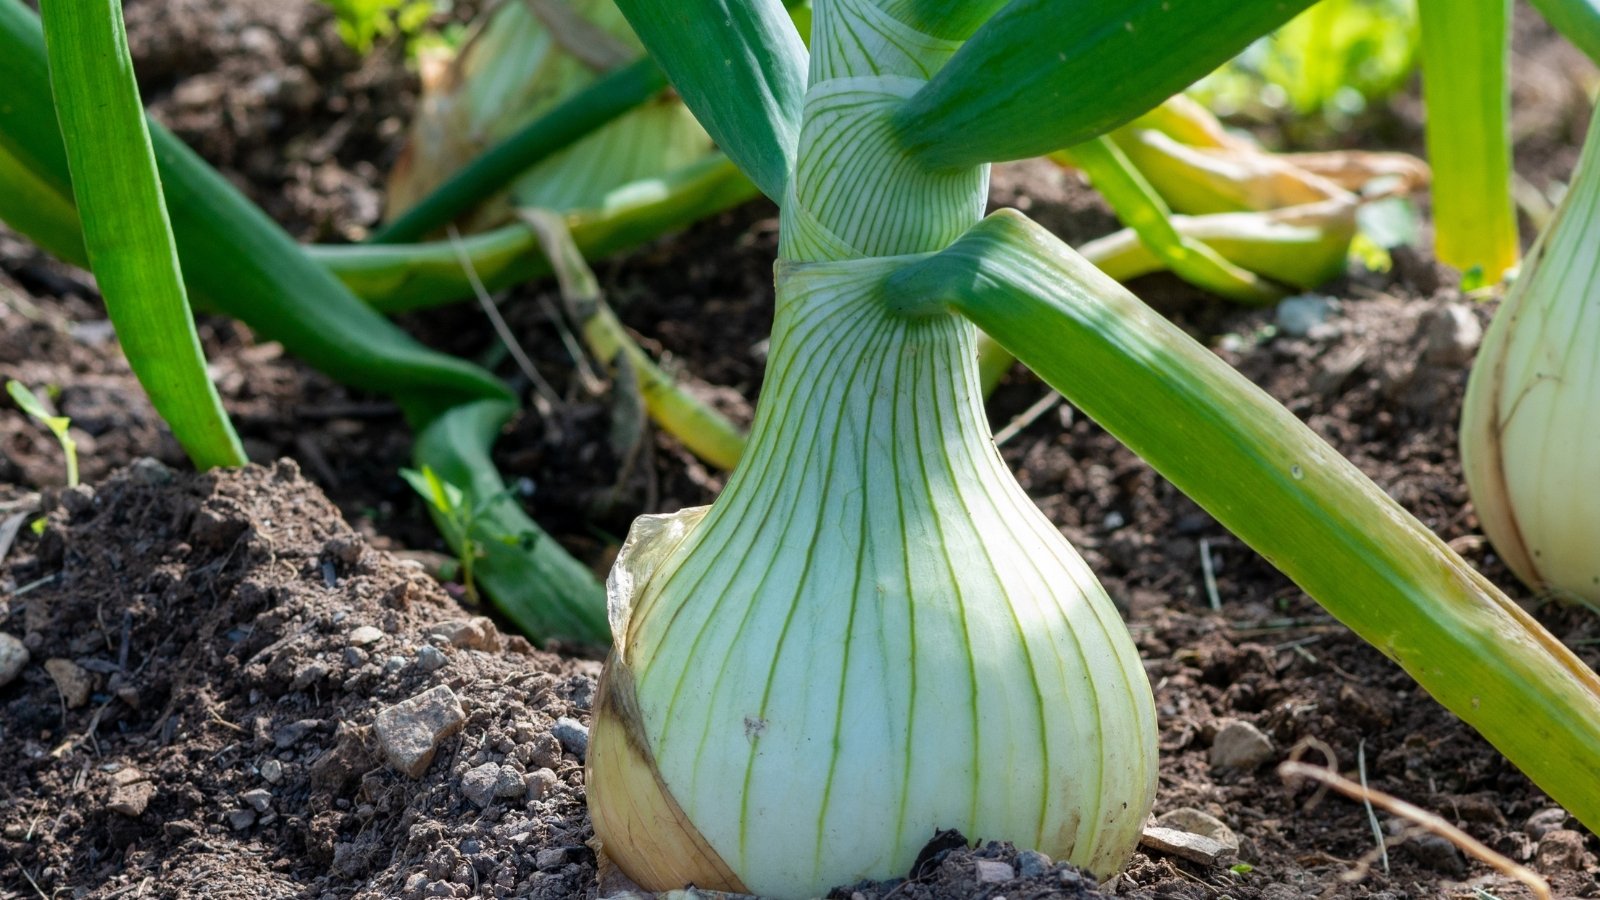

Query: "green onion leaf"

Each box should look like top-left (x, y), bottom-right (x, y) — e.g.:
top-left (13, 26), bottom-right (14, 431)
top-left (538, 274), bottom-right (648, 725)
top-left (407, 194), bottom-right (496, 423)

top-left (1417, 0), bottom-right (1518, 281)
top-left (613, 0), bottom-right (807, 204)
top-left (39, 0), bottom-right (246, 470)
top-left (893, 0), bottom-right (1316, 169)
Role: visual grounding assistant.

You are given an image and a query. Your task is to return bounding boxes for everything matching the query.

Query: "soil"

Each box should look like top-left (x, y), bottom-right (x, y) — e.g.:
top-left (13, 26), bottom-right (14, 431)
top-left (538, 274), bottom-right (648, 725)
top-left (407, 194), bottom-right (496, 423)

top-left (2, 0), bottom-right (1599, 898)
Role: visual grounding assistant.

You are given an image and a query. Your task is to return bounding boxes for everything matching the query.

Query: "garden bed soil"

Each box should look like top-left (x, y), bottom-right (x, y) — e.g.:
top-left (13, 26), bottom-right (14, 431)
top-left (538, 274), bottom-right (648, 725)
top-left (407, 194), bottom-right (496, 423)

top-left (3, 0), bottom-right (1600, 897)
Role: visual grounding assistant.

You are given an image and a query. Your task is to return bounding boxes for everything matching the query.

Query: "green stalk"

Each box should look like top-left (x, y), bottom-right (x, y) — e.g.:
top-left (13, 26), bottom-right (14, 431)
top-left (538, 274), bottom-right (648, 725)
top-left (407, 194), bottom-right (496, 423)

top-left (0, 142), bottom-right (85, 267)
top-left (314, 155), bottom-right (757, 312)
top-left (39, 0), bottom-right (245, 469)
top-left (888, 209), bottom-right (1600, 832)
top-left (1418, 0), bottom-right (1518, 282)
top-left (370, 59), bottom-right (669, 244)
top-left (1529, 0), bottom-right (1600, 65)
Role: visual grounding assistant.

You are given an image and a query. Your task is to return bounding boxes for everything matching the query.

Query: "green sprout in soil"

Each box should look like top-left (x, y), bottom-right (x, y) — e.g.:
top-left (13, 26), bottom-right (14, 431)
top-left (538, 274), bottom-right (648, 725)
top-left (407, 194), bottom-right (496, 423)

top-left (6, 379), bottom-right (78, 487)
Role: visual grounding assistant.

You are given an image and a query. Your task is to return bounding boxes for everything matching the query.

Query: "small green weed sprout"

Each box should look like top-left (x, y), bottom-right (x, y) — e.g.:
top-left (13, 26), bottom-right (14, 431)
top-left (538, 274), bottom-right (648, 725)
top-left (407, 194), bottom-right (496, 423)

top-left (6, 379), bottom-right (78, 487)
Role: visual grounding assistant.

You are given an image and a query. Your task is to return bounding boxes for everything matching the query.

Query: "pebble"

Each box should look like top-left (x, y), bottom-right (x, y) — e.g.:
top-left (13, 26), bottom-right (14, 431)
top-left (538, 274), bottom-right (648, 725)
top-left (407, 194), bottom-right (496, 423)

top-left (423, 618), bottom-right (501, 652)
top-left (534, 848), bottom-right (568, 870)
top-left (524, 767), bottom-right (559, 802)
top-left (225, 808), bottom-right (258, 831)
top-left (0, 632), bottom-right (29, 687)
top-left (106, 767), bottom-right (155, 817)
top-left (274, 719), bottom-right (321, 749)
top-left (1525, 807), bottom-right (1568, 840)
top-left (1536, 829), bottom-right (1594, 871)
top-left (259, 759), bottom-right (284, 785)
top-left (1275, 294), bottom-right (1341, 339)
top-left (383, 656), bottom-right (407, 675)
top-left (44, 658), bottom-right (92, 708)
top-left (1014, 849), bottom-right (1052, 879)
top-left (1209, 720), bottom-right (1275, 771)
top-left (240, 788), bottom-right (273, 813)
top-left (1419, 303), bottom-right (1483, 367)
top-left (552, 717), bottom-right (589, 759)
top-left (348, 625), bottom-right (384, 647)
top-left (375, 685), bottom-right (467, 778)
top-left (415, 645), bottom-right (447, 673)
top-left (973, 859), bottom-right (1014, 883)
top-left (1155, 807), bottom-right (1240, 852)
top-left (1140, 825), bottom-right (1236, 866)
top-left (1401, 833), bottom-right (1466, 876)
top-left (456, 764), bottom-right (495, 805)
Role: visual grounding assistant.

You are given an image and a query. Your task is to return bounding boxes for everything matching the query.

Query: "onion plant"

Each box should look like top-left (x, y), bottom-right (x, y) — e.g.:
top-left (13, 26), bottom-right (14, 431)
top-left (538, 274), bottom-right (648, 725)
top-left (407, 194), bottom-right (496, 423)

top-left (5, 5), bottom-right (1600, 892)
top-left (581, 0), bottom-right (1600, 896)
top-left (1460, 105), bottom-right (1600, 607)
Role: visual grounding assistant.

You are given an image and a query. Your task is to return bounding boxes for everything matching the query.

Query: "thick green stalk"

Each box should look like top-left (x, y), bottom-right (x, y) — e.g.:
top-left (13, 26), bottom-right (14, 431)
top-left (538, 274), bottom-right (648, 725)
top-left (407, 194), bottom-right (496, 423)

top-left (887, 209), bottom-right (1600, 831)
top-left (40, 0), bottom-right (246, 469)
top-left (1418, 0), bottom-right (1518, 281)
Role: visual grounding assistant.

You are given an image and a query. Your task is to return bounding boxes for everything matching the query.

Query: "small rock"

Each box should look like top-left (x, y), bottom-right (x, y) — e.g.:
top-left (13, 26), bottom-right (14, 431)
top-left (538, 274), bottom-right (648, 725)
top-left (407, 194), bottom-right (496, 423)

top-left (415, 645), bottom-right (447, 673)
top-left (1525, 807), bottom-right (1568, 840)
top-left (1155, 807), bottom-right (1240, 852)
top-left (1419, 303), bottom-right (1483, 367)
top-left (0, 633), bottom-right (29, 687)
top-left (534, 848), bottom-right (568, 870)
top-left (240, 788), bottom-right (273, 813)
top-left (127, 457), bottom-right (173, 486)
top-left (383, 655), bottom-right (407, 675)
top-left (1015, 849), bottom-right (1052, 879)
top-left (1140, 825), bottom-right (1236, 867)
top-left (1402, 833), bottom-right (1466, 876)
top-left (423, 618), bottom-right (501, 652)
top-left (348, 625), bottom-right (384, 647)
top-left (974, 859), bottom-right (1014, 883)
top-left (375, 685), bottom-right (467, 778)
top-left (259, 759), bottom-right (284, 785)
top-left (105, 767), bottom-right (155, 817)
top-left (1275, 294), bottom-right (1341, 339)
top-left (525, 768), bottom-right (559, 802)
top-left (274, 719), bottom-right (321, 749)
top-left (1209, 720), bottom-right (1275, 771)
top-left (344, 647), bottom-right (368, 667)
top-left (1536, 829), bottom-right (1594, 872)
top-left (45, 658), bottom-right (92, 708)
top-left (225, 808), bottom-right (258, 831)
top-left (461, 763), bottom-right (507, 808)
top-left (552, 717), bottom-right (589, 759)
top-left (289, 661), bottom-right (331, 691)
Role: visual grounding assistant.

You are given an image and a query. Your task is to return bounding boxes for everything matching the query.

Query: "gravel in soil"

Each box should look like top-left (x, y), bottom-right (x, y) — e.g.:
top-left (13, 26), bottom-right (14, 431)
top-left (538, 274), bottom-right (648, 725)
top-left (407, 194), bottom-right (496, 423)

top-left (3, 0), bottom-right (1600, 897)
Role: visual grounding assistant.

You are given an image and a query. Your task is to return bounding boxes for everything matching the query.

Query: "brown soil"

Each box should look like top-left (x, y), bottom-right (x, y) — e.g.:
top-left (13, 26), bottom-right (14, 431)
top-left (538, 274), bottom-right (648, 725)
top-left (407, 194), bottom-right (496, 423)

top-left (2, 0), bottom-right (1599, 898)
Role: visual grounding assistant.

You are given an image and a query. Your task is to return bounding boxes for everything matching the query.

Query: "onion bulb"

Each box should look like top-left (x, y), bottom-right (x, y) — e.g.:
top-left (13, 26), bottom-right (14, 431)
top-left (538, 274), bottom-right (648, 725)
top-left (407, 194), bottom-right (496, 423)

top-left (1460, 108), bottom-right (1600, 605)
top-left (587, 256), bottom-right (1158, 898)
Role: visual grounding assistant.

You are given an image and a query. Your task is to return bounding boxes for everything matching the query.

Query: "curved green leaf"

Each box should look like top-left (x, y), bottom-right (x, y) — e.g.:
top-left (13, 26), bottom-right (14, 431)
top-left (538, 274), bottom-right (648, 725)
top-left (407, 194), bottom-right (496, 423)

top-left (613, 0), bottom-right (807, 203)
top-left (1530, 0), bottom-right (1600, 64)
top-left (41, 0), bottom-right (246, 469)
top-left (893, 0), bottom-right (1315, 169)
